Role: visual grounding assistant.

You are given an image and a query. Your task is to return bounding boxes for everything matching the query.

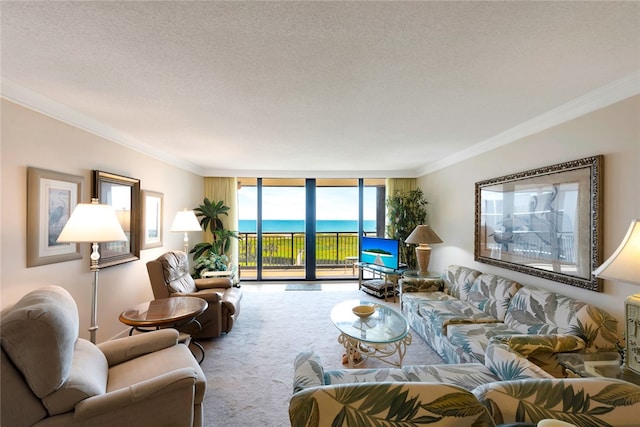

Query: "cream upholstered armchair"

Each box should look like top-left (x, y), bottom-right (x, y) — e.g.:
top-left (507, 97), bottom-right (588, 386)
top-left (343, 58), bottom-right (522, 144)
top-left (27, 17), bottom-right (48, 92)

top-left (1, 286), bottom-right (206, 427)
top-left (146, 250), bottom-right (242, 339)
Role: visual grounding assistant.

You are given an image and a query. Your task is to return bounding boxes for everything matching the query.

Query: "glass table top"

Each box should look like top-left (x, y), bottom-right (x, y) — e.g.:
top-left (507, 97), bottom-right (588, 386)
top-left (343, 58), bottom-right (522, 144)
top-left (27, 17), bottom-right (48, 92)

top-left (330, 299), bottom-right (409, 344)
top-left (119, 296), bottom-right (208, 327)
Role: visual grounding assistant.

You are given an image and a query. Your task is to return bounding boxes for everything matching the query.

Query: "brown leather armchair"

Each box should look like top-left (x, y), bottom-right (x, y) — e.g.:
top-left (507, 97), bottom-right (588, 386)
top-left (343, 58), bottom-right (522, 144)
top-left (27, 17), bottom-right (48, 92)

top-left (146, 251), bottom-right (242, 339)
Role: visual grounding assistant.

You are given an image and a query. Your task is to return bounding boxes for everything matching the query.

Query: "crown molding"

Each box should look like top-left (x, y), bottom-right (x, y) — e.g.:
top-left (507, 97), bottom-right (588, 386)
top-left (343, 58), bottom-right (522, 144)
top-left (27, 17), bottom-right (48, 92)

top-left (416, 71), bottom-right (640, 176)
top-left (0, 79), bottom-right (206, 176)
top-left (3, 71), bottom-right (638, 179)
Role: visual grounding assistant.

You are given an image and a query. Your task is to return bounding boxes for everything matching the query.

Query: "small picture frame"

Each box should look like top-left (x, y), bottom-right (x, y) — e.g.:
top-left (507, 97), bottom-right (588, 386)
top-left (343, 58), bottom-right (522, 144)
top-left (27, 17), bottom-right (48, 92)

top-left (142, 190), bottom-right (163, 249)
top-left (27, 167), bottom-right (84, 267)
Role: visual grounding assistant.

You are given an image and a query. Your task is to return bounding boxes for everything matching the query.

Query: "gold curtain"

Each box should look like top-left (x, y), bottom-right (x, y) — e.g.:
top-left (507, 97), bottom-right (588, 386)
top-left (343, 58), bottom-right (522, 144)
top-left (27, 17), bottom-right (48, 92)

top-left (203, 177), bottom-right (238, 266)
top-left (385, 178), bottom-right (416, 198)
top-left (385, 178), bottom-right (417, 238)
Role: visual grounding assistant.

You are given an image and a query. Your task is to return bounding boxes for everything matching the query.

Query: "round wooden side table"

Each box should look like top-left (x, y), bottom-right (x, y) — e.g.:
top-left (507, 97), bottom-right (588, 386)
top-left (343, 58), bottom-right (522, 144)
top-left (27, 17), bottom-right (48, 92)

top-left (119, 296), bottom-right (208, 363)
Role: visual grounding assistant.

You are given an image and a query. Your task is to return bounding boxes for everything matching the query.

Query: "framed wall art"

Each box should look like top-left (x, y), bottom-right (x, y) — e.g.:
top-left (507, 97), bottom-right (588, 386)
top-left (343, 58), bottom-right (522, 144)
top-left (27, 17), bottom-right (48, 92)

top-left (93, 170), bottom-right (140, 268)
top-left (141, 190), bottom-right (163, 249)
top-left (475, 155), bottom-right (603, 292)
top-left (27, 167), bottom-right (84, 267)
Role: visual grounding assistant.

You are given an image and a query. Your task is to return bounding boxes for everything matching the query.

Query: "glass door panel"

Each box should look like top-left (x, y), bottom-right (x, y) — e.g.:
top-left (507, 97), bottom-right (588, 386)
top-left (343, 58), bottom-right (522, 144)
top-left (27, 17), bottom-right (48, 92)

top-left (261, 179), bottom-right (306, 279)
top-left (316, 179), bottom-right (359, 278)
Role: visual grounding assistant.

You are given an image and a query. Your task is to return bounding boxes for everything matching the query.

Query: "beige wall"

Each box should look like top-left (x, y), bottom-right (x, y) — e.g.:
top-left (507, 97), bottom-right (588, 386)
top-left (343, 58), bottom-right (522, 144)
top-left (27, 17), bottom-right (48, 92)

top-left (418, 95), bottom-right (640, 335)
top-left (1, 99), bottom-right (204, 342)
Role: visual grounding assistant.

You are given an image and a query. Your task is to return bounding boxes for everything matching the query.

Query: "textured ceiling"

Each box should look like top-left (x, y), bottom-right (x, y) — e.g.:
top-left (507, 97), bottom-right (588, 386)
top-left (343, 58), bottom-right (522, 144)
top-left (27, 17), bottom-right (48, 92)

top-left (2, 1), bottom-right (639, 177)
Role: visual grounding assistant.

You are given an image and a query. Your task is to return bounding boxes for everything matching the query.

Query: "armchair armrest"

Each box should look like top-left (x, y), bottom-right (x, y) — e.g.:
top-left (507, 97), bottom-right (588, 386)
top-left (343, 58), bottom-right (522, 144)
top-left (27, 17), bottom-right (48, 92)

top-left (195, 277), bottom-right (232, 289)
top-left (97, 329), bottom-right (178, 366)
top-left (73, 367), bottom-right (198, 422)
top-left (172, 289), bottom-right (221, 304)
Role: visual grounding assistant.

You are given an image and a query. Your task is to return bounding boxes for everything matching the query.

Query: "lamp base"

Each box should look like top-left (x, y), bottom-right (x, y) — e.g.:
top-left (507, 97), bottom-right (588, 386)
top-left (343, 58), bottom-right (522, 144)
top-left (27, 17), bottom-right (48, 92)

top-left (415, 244), bottom-right (432, 275)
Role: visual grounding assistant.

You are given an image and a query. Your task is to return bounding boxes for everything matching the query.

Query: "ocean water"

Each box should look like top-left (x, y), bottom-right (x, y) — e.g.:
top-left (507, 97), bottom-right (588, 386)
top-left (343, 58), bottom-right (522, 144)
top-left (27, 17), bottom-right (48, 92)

top-left (239, 219), bottom-right (377, 233)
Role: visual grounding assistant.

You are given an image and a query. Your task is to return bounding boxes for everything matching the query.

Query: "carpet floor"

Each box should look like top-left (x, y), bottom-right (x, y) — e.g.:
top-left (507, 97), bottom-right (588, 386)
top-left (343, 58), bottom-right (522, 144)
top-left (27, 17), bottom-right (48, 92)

top-left (198, 283), bottom-right (443, 426)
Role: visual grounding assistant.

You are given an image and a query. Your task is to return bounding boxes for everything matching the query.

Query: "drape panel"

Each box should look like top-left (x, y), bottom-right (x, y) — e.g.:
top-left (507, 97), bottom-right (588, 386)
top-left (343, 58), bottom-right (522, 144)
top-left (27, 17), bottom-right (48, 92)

top-left (203, 177), bottom-right (239, 266)
top-left (384, 178), bottom-right (417, 237)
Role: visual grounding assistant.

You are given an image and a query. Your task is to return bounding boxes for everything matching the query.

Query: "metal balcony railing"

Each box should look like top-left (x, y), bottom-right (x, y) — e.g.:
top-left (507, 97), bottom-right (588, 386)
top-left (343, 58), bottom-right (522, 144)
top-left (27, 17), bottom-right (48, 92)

top-left (238, 232), bottom-right (372, 268)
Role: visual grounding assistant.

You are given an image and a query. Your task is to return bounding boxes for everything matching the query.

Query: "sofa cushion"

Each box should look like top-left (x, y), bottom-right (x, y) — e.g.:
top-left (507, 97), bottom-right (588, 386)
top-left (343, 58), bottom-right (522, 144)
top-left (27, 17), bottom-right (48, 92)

top-left (467, 274), bottom-right (521, 321)
top-left (42, 338), bottom-right (108, 415)
top-left (0, 286), bottom-right (78, 398)
top-left (418, 300), bottom-right (500, 335)
top-left (504, 287), bottom-right (618, 349)
top-left (442, 265), bottom-right (482, 301)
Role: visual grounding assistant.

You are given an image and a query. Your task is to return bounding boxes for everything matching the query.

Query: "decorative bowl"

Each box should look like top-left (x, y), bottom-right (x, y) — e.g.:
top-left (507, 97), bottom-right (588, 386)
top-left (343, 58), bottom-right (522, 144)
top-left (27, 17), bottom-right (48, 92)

top-left (352, 305), bottom-right (376, 318)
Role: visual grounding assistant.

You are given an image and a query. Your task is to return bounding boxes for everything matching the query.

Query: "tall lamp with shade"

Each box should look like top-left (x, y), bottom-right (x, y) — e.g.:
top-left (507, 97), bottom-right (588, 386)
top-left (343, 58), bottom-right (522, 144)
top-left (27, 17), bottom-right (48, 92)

top-left (404, 224), bottom-right (443, 275)
top-left (170, 209), bottom-right (202, 256)
top-left (57, 199), bottom-right (127, 344)
top-left (592, 219), bottom-right (640, 374)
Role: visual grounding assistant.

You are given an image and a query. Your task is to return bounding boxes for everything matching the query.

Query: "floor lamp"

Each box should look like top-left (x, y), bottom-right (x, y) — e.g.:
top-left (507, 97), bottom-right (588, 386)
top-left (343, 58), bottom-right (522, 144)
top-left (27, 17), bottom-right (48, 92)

top-left (405, 224), bottom-right (443, 275)
top-left (592, 219), bottom-right (640, 373)
top-left (170, 209), bottom-right (202, 261)
top-left (57, 199), bottom-right (127, 344)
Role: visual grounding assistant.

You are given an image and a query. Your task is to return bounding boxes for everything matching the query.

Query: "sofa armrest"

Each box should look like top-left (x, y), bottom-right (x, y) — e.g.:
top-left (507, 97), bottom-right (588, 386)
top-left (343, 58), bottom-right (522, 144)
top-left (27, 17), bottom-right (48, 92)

top-left (399, 277), bottom-right (444, 293)
top-left (484, 342), bottom-right (553, 381)
top-left (290, 382), bottom-right (493, 427)
top-left (293, 351), bottom-right (326, 394)
top-left (97, 329), bottom-right (178, 366)
top-left (490, 334), bottom-right (587, 377)
top-left (73, 367), bottom-right (198, 423)
top-left (491, 334), bottom-right (586, 357)
top-left (473, 378), bottom-right (640, 426)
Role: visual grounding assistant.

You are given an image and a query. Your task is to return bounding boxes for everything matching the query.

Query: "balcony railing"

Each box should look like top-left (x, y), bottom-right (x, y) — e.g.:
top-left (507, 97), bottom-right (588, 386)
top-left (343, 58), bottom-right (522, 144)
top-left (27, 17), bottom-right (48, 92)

top-left (239, 232), bottom-right (373, 268)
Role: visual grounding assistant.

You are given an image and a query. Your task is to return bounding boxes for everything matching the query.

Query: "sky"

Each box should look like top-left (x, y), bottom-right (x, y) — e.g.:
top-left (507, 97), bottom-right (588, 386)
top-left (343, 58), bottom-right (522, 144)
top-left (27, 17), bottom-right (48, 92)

top-left (238, 186), bottom-right (378, 220)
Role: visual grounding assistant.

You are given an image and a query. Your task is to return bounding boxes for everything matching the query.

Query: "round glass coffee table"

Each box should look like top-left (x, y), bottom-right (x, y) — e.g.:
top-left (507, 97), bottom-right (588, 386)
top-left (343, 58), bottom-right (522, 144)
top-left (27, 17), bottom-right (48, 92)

top-left (119, 296), bottom-right (208, 362)
top-left (330, 299), bottom-right (412, 367)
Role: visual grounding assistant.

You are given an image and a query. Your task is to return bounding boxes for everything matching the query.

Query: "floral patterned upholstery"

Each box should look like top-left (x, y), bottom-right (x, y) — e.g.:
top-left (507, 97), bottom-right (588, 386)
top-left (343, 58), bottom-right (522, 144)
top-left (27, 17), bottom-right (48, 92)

top-left (402, 265), bottom-right (619, 376)
top-left (291, 351), bottom-right (638, 427)
top-left (473, 378), bottom-right (640, 427)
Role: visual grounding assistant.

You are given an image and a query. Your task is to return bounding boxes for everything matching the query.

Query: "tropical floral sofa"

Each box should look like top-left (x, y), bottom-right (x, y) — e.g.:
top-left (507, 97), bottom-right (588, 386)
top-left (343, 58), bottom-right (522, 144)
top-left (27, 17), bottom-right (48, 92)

top-left (290, 349), bottom-right (640, 426)
top-left (401, 265), bottom-right (619, 376)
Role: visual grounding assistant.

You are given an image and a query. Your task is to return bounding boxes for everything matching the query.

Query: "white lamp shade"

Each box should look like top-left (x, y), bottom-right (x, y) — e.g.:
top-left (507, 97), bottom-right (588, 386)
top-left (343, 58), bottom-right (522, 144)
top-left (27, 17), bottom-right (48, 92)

top-left (592, 219), bottom-right (640, 285)
top-left (405, 224), bottom-right (443, 245)
top-left (57, 202), bottom-right (127, 243)
top-left (170, 209), bottom-right (202, 232)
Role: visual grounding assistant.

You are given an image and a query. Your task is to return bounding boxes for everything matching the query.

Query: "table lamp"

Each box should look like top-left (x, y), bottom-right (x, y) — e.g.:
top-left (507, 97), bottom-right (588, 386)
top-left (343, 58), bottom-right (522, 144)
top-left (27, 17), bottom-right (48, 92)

top-left (57, 199), bottom-right (127, 343)
top-left (170, 209), bottom-right (202, 255)
top-left (592, 219), bottom-right (640, 373)
top-left (405, 224), bottom-right (443, 275)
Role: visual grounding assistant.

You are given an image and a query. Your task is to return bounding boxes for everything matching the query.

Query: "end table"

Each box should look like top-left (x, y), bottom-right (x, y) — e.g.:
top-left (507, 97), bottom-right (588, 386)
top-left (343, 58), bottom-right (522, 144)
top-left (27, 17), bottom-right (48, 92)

top-left (557, 351), bottom-right (640, 386)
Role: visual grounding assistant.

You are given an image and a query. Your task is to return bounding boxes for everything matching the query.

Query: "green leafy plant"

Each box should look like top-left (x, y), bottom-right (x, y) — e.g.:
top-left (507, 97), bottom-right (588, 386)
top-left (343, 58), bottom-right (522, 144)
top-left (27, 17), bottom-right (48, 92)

top-left (190, 198), bottom-right (239, 277)
top-left (386, 188), bottom-right (429, 268)
top-left (193, 253), bottom-right (230, 279)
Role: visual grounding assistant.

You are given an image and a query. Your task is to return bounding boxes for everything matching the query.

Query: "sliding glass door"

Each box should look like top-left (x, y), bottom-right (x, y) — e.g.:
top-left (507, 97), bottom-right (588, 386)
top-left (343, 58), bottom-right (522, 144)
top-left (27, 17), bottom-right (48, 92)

top-left (238, 177), bottom-right (384, 280)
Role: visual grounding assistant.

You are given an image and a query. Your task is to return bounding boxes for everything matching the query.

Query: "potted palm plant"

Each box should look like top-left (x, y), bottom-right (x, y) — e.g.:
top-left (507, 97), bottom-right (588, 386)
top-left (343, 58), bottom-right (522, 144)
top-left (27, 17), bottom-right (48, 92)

top-left (190, 198), bottom-right (239, 278)
top-left (386, 188), bottom-right (429, 268)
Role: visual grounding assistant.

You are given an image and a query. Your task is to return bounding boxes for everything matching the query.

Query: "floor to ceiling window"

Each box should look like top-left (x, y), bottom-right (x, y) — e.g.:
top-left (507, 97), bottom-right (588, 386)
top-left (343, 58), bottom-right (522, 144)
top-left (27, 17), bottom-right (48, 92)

top-left (238, 177), bottom-right (385, 281)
